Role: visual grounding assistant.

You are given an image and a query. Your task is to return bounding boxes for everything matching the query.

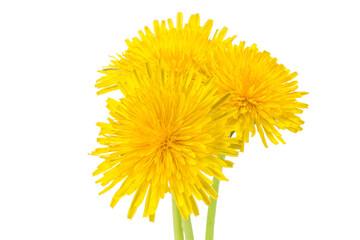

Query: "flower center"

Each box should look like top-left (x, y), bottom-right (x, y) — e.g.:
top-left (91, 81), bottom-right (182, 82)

top-left (230, 94), bottom-right (260, 116)
top-left (160, 134), bottom-right (175, 150)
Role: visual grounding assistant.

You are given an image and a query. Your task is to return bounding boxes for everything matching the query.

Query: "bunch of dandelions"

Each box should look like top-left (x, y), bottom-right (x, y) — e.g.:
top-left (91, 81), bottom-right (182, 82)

top-left (91, 13), bottom-right (308, 240)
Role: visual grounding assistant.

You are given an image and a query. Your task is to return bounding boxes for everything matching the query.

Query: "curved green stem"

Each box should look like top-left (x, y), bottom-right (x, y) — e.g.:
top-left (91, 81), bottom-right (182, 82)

top-left (205, 155), bottom-right (225, 240)
top-left (182, 216), bottom-right (194, 240)
top-left (172, 195), bottom-right (184, 240)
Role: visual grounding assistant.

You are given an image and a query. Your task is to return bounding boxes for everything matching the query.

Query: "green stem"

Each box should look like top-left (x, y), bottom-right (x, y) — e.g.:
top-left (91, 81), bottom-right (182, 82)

top-left (205, 154), bottom-right (225, 240)
top-left (172, 195), bottom-right (184, 240)
top-left (182, 216), bottom-right (194, 240)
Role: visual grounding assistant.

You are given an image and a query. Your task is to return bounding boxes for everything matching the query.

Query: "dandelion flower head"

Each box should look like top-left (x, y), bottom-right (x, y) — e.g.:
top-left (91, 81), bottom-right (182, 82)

top-left (205, 42), bottom-right (308, 151)
top-left (95, 12), bottom-right (236, 95)
top-left (92, 66), bottom-right (239, 221)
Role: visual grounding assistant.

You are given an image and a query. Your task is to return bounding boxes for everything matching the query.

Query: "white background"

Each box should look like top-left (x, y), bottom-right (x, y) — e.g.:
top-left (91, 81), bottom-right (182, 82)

top-left (1, 0), bottom-right (359, 239)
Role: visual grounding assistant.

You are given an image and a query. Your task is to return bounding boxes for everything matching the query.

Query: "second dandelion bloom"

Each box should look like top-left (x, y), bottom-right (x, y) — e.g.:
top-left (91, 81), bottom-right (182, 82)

top-left (92, 65), bottom-right (239, 221)
top-left (204, 42), bottom-right (308, 150)
top-left (95, 12), bottom-right (235, 95)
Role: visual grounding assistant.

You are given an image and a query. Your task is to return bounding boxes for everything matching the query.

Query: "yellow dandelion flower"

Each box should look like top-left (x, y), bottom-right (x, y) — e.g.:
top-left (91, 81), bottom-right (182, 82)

top-left (205, 42), bottom-right (308, 151)
top-left (91, 66), bottom-right (238, 222)
top-left (95, 12), bottom-right (236, 95)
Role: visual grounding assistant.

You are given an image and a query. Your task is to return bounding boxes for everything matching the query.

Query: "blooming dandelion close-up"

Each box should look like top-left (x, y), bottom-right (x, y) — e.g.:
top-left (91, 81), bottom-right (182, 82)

top-left (92, 66), bottom-right (238, 222)
top-left (204, 42), bottom-right (308, 151)
top-left (1, 1), bottom-right (360, 240)
top-left (95, 13), bottom-right (235, 96)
